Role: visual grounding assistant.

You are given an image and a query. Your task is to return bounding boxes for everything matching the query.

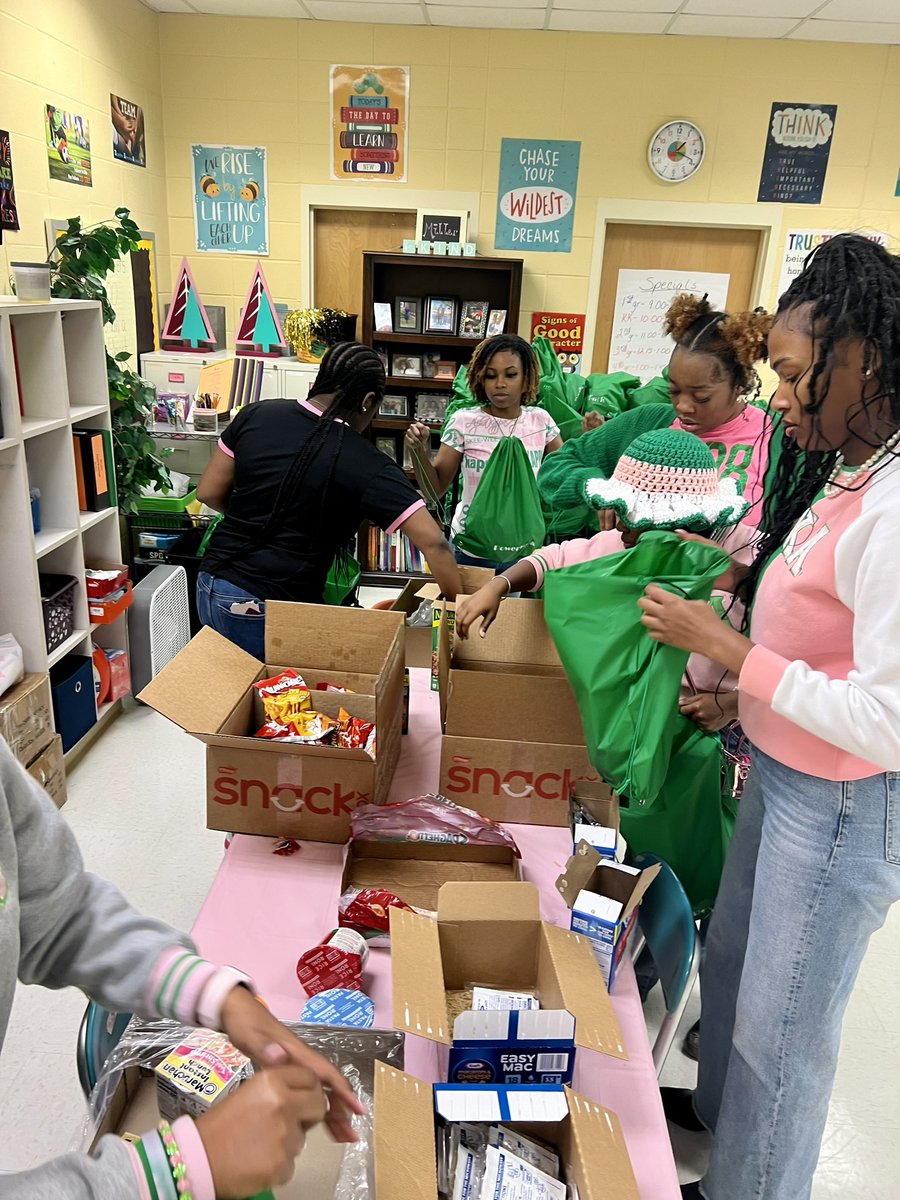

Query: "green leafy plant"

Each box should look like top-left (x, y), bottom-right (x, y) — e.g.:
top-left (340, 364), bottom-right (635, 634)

top-left (47, 207), bottom-right (170, 513)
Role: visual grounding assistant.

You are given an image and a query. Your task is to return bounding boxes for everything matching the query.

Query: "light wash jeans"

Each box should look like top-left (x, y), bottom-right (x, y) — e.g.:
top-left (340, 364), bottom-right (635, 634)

top-left (196, 571), bottom-right (265, 659)
top-left (694, 746), bottom-right (900, 1199)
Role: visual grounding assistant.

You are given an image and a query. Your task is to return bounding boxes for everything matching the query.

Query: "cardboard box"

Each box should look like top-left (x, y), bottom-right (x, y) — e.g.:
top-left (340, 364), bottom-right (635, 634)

top-left (571, 780), bottom-right (625, 862)
top-left (342, 838), bottom-right (520, 913)
top-left (435, 598), bottom-right (599, 825)
top-left (139, 604), bottom-right (405, 843)
top-left (375, 1066), bottom-right (640, 1200)
top-left (26, 734), bottom-right (66, 808)
top-left (390, 881), bottom-right (627, 1061)
top-left (0, 673), bottom-right (54, 766)
top-left (556, 843), bottom-right (660, 989)
top-left (398, 566), bottom-right (493, 671)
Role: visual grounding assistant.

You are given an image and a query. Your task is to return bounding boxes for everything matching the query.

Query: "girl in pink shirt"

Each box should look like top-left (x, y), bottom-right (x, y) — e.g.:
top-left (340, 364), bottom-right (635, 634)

top-left (641, 235), bottom-right (900, 1200)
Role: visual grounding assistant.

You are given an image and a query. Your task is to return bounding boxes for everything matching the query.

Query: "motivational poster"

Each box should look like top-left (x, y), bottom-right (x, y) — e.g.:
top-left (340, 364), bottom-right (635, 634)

top-left (330, 65), bottom-right (409, 183)
top-left (495, 139), bottom-right (580, 253)
top-left (757, 103), bottom-right (837, 205)
top-left (192, 144), bottom-right (268, 254)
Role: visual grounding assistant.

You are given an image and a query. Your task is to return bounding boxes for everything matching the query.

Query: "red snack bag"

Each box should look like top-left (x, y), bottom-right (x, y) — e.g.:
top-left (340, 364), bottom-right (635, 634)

top-left (338, 886), bottom-right (415, 934)
top-left (337, 707), bottom-right (376, 756)
top-left (296, 929), bottom-right (369, 996)
top-left (255, 711), bottom-right (338, 743)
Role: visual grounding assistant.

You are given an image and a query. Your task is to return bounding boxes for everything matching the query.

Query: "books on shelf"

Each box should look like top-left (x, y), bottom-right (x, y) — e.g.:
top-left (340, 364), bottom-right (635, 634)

top-left (365, 526), bottom-right (431, 575)
top-left (72, 428), bottom-right (112, 511)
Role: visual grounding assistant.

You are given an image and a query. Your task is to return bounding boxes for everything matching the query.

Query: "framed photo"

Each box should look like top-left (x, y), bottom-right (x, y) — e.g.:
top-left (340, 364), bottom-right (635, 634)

top-left (415, 391), bottom-right (450, 425)
top-left (373, 301), bottom-right (393, 332)
top-left (375, 348), bottom-right (388, 371)
top-left (379, 394), bottom-right (409, 418)
top-left (392, 354), bottom-right (422, 378)
top-left (416, 209), bottom-right (469, 245)
top-left (434, 359), bottom-right (456, 380)
top-left (394, 296), bottom-right (421, 334)
top-left (403, 439), bottom-right (416, 470)
top-left (375, 435), bottom-right (398, 462)
top-left (487, 308), bottom-right (507, 336)
top-left (424, 296), bottom-right (457, 335)
top-left (459, 300), bottom-right (489, 339)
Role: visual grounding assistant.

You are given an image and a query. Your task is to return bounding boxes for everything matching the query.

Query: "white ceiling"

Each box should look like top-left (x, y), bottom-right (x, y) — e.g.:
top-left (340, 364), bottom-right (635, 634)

top-left (141, 0), bottom-right (900, 40)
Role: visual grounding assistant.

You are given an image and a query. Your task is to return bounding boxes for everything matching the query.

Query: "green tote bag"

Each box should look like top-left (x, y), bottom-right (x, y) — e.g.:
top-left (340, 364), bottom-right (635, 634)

top-left (455, 435), bottom-right (546, 563)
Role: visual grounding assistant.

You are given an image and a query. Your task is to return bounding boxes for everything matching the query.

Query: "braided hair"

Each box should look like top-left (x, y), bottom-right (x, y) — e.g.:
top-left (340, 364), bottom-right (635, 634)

top-left (665, 294), bottom-right (771, 399)
top-left (467, 334), bottom-right (540, 407)
top-left (739, 233), bottom-right (900, 610)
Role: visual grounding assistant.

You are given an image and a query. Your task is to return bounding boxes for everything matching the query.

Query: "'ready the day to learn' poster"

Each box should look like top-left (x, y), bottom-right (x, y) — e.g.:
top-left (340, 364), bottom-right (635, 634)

top-left (330, 65), bottom-right (409, 183)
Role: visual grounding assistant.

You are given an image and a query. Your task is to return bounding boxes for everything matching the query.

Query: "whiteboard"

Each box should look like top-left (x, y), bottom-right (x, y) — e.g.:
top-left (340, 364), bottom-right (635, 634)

top-left (607, 269), bottom-right (731, 381)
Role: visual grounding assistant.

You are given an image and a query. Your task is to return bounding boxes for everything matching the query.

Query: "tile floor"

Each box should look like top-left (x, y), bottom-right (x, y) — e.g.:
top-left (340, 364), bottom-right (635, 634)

top-left (2, 597), bottom-right (898, 1193)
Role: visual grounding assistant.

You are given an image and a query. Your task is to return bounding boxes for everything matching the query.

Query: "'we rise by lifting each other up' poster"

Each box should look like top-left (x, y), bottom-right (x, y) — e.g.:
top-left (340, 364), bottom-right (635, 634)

top-left (330, 65), bottom-right (409, 182)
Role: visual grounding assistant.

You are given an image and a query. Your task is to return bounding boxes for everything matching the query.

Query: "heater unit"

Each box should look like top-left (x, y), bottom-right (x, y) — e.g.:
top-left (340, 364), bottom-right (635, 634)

top-left (128, 565), bottom-right (190, 694)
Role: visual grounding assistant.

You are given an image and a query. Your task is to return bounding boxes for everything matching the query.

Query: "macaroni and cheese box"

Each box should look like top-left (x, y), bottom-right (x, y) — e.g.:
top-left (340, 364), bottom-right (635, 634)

top-left (447, 1009), bottom-right (576, 1086)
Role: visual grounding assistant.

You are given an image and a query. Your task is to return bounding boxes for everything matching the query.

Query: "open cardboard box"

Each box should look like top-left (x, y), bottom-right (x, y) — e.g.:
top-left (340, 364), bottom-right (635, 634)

top-left (570, 779), bottom-right (625, 862)
top-left (389, 881), bottom-right (626, 1061)
top-left (139, 603), bottom-right (405, 843)
top-left (432, 597), bottom-right (597, 825)
top-left (0, 672), bottom-right (55, 767)
top-left (375, 1065), bottom-right (640, 1200)
top-left (342, 838), bottom-right (520, 913)
top-left (393, 566), bottom-right (493, 670)
top-left (556, 843), bottom-right (661, 989)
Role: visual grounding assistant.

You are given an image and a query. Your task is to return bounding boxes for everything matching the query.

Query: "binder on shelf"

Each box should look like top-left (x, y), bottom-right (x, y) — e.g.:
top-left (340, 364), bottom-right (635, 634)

top-left (72, 429), bottom-right (111, 512)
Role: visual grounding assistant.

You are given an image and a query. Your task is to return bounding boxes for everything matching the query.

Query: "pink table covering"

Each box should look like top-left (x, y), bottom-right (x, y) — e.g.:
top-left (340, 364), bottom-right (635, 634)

top-left (192, 669), bottom-right (680, 1199)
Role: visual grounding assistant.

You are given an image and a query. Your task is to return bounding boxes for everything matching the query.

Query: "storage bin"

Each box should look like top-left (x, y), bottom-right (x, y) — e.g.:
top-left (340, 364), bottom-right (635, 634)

top-left (85, 564), bottom-right (129, 600)
top-left (39, 573), bottom-right (78, 653)
top-left (30, 488), bottom-right (41, 534)
top-left (49, 654), bottom-right (97, 753)
top-left (88, 581), bottom-right (133, 625)
top-left (135, 488), bottom-right (198, 515)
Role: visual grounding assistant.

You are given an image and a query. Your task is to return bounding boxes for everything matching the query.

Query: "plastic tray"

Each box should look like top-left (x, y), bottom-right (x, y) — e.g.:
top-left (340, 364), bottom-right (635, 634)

top-left (135, 488), bottom-right (198, 514)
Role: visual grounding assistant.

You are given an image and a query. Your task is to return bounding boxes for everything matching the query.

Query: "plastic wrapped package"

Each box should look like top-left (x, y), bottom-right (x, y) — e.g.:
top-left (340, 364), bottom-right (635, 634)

top-left (350, 793), bottom-right (520, 854)
top-left (80, 1018), bottom-right (404, 1200)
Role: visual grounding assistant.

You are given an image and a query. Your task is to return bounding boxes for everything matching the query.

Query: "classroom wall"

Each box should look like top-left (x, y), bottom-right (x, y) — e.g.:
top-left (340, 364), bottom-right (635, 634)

top-left (157, 16), bottom-right (900, 338)
top-left (0, 0), bottom-right (168, 302)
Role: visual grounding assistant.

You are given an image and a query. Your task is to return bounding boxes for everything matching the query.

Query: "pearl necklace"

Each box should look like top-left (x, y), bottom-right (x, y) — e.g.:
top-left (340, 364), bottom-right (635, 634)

top-left (824, 427), bottom-right (900, 497)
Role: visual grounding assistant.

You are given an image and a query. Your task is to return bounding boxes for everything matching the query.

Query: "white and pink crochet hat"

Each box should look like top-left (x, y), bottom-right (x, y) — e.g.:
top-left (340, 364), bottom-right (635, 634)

top-left (584, 428), bottom-right (749, 532)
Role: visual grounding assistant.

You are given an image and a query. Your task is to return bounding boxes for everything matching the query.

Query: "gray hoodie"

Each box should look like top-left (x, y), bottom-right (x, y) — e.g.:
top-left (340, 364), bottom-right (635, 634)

top-left (0, 738), bottom-right (194, 1197)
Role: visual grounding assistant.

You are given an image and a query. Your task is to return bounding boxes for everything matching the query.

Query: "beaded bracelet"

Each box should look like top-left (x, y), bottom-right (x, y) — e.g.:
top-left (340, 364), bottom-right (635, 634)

top-left (158, 1120), bottom-right (194, 1200)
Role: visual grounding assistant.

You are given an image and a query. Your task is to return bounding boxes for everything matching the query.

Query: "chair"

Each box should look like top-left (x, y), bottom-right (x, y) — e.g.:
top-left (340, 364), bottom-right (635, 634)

top-left (76, 1000), bottom-right (133, 1099)
top-left (629, 852), bottom-right (700, 1075)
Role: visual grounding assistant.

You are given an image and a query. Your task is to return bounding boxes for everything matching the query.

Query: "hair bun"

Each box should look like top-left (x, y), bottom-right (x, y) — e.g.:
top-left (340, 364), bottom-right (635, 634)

top-left (719, 309), bottom-right (773, 366)
top-left (664, 294), bottom-right (713, 342)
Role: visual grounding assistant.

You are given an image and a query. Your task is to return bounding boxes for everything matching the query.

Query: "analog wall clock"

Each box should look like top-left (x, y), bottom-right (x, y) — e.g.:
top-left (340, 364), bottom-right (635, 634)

top-left (648, 120), bottom-right (706, 183)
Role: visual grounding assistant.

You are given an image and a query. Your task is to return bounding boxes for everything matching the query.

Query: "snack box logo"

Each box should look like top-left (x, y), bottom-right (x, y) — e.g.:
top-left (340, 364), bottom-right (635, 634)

top-left (444, 761), bottom-right (594, 803)
top-left (212, 767), bottom-right (370, 817)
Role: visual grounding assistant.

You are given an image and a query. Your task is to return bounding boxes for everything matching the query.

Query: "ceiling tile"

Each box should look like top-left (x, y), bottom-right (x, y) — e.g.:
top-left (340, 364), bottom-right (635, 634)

top-left (142, 0), bottom-right (198, 10)
top-left (816, 0), bottom-right (900, 18)
top-left (791, 18), bottom-right (900, 41)
top-left (669, 13), bottom-right (797, 36)
top-left (428, 0), bottom-right (545, 8)
top-left (427, 4), bottom-right (543, 25)
top-left (192, 0), bottom-right (305, 11)
top-left (306, 0), bottom-right (425, 17)
top-left (551, 0), bottom-right (678, 10)
top-left (549, 10), bottom-right (671, 31)
top-left (685, 0), bottom-right (817, 15)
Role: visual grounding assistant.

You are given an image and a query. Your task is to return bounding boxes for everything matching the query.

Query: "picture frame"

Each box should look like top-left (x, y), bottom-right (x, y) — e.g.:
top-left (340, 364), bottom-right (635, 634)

top-left (403, 439), bottom-right (416, 470)
top-left (422, 351), bottom-right (441, 379)
top-left (434, 359), bottom-right (456, 380)
top-left (378, 394), bottom-right (409, 418)
top-left (375, 348), bottom-right (388, 372)
top-left (373, 301), bottom-right (393, 332)
top-left (487, 308), bottom-right (507, 336)
top-left (424, 295), bottom-right (457, 335)
top-left (459, 300), bottom-right (489, 339)
top-left (415, 392), bottom-right (450, 425)
top-left (394, 296), bottom-right (421, 334)
top-left (391, 354), bottom-right (422, 378)
top-left (375, 435), bottom-right (398, 463)
top-left (415, 209), bottom-right (469, 245)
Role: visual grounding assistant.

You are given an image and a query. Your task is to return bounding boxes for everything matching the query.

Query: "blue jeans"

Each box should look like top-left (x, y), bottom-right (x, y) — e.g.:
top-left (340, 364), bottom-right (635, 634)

top-left (695, 747), bottom-right (900, 1199)
top-left (196, 571), bottom-right (265, 659)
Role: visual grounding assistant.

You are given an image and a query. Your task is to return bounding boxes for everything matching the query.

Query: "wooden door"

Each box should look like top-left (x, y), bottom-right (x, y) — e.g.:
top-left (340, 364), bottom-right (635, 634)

top-left (591, 224), bottom-right (763, 373)
top-left (313, 208), bottom-right (417, 321)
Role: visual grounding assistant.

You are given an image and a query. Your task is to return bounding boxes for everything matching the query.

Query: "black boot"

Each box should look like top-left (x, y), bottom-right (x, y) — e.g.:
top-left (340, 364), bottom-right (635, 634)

top-left (661, 1086), bottom-right (706, 1132)
top-left (680, 1183), bottom-right (703, 1198)
top-left (682, 1018), bottom-right (701, 1061)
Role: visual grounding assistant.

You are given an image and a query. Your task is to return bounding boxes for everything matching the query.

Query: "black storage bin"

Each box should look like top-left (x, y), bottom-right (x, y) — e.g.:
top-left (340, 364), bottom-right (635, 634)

top-left (49, 654), bottom-right (96, 753)
top-left (39, 573), bottom-right (78, 653)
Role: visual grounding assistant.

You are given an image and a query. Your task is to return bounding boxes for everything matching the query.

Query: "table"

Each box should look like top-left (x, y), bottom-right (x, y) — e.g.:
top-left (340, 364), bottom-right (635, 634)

top-left (192, 669), bottom-right (681, 1199)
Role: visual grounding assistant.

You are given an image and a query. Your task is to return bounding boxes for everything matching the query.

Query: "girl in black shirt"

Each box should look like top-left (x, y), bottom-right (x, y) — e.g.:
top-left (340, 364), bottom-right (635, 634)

top-left (196, 342), bottom-right (462, 657)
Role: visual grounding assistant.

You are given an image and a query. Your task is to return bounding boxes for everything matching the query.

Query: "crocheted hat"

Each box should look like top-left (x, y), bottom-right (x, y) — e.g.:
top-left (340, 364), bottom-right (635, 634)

top-left (584, 427), bottom-right (749, 532)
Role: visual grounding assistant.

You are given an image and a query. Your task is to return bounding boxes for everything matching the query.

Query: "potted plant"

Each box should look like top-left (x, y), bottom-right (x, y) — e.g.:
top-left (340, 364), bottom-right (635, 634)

top-left (47, 207), bottom-right (171, 514)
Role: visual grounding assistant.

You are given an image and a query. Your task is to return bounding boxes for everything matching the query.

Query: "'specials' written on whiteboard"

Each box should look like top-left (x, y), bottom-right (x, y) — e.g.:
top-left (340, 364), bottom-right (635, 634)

top-left (607, 268), bottom-right (730, 381)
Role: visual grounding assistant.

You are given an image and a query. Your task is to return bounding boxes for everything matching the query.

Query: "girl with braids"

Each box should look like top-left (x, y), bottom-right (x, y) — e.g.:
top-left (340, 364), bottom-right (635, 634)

top-left (639, 234), bottom-right (900, 1200)
top-left (196, 342), bottom-right (462, 656)
top-left (405, 334), bottom-right (563, 571)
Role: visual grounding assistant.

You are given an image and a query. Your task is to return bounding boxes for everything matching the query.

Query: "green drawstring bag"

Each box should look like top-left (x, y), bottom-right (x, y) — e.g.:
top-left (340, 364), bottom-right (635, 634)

top-left (455, 436), bottom-right (545, 562)
top-left (581, 371), bottom-right (642, 421)
top-left (629, 371), bottom-right (671, 407)
top-left (543, 531), bottom-right (730, 803)
top-left (532, 338), bottom-right (583, 441)
top-left (322, 545), bottom-right (361, 606)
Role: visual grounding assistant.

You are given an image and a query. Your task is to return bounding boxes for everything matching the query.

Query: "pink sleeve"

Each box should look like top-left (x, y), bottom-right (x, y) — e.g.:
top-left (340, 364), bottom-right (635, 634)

top-left (146, 947), bottom-right (254, 1028)
top-left (172, 1117), bottom-right (217, 1200)
top-left (720, 520), bottom-right (760, 566)
top-left (524, 531), bottom-right (624, 588)
top-left (739, 643), bottom-right (789, 707)
top-left (385, 498), bottom-right (426, 534)
top-left (217, 436), bottom-right (234, 458)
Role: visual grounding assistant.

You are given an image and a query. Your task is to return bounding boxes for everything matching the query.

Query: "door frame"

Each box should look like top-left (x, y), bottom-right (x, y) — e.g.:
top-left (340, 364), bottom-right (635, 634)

top-left (299, 184), bottom-right (482, 308)
top-left (582, 199), bottom-right (785, 371)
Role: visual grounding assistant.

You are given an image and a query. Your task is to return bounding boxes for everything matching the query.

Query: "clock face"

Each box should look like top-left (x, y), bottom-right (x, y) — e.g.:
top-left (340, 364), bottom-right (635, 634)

top-left (648, 120), bottom-right (705, 183)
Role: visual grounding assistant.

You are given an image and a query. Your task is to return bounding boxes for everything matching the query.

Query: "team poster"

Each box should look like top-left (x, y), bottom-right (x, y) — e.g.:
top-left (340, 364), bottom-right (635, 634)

top-left (45, 103), bottom-right (92, 186)
top-left (330, 65), bottom-right (409, 183)
top-left (111, 94), bottom-right (146, 167)
top-left (192, 144), bottom-right (268, 254)
top-left (757, 103), bottom-right (837, 205)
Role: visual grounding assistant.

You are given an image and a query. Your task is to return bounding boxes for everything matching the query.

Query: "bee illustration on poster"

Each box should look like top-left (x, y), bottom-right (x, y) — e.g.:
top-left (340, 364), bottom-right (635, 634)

top-left (330, 65), bottom-right (409, 183)
top-left (192, 144), bottom-right (268, 254)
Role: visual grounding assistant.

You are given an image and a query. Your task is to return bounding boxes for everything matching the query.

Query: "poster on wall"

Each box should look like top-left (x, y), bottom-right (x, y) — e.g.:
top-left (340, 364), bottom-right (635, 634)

top-left (0, 131), bottom-right (19, 232)
top-left (330, 65), bottom-right (409, 182)
top-left (531, 312), bottom-right (585, 373)
top-left (44, 103), bottom-right (91, 186)
top-left (607, 268), bottom-right (730, 380)
top-left (495, 139), bottom-right (580, 253)
top-left (757, 102), bottom-right (837, 205)
top-left (777, 228), bottom-right (888, 302)
top-left (111, 94), bottom-right (146, 167)
top-left (192, 144), bottom-right (268, 254)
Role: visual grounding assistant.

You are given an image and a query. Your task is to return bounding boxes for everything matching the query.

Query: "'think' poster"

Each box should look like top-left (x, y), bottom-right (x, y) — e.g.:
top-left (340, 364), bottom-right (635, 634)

top-left (757, 102), bottom-right (837, 205)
